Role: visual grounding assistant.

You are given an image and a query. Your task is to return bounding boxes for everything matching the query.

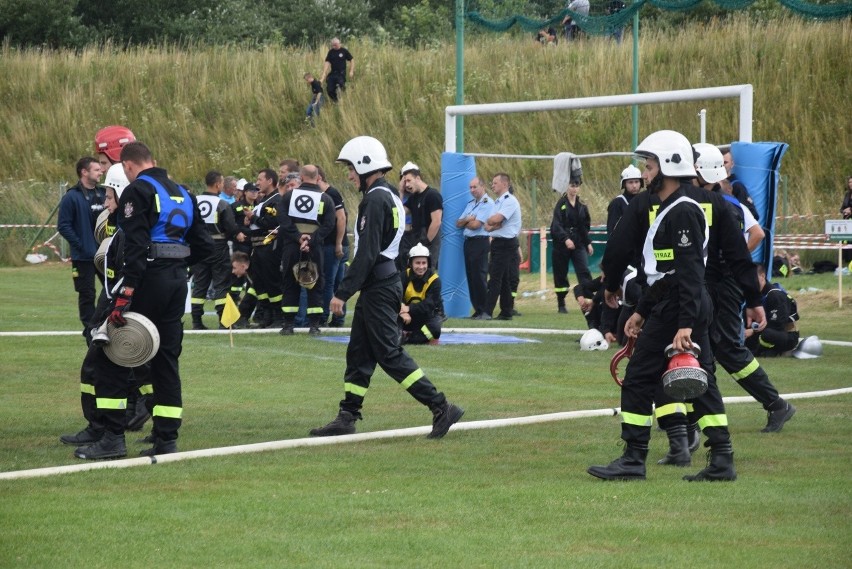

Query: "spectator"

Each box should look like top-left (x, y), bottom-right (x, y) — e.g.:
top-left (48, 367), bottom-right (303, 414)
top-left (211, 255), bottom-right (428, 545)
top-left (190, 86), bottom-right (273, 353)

top-left (57, 156), bottom-right (106, 344)
top-left (484, 173), bottom-right (522, 320)
top-left (220, 176), bottom-right (237, 204)
top-left (455, 176), bottom-right (493, 319)
top-left (607, 0), bottom-right (626, 43)
top-left (401, 161), bottom-right (443, 268)
top-left (536, 27), bottom-right (558, 46)
top-left (745, 264), bottom-right (800, 357)
top-left (722, 150), bottom-right (760, 221)
top-left (303, 72), bottom-right (324, 126)
top-left (320, 38), bottom-right (354, 103)
top-left (562, 0), bottom-right (589, 41)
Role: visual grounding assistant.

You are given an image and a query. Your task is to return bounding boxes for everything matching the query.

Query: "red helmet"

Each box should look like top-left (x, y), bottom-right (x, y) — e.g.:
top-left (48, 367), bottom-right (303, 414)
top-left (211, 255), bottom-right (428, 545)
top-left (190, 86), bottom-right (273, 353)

top-left (94, 125), bottom-right (136, 163)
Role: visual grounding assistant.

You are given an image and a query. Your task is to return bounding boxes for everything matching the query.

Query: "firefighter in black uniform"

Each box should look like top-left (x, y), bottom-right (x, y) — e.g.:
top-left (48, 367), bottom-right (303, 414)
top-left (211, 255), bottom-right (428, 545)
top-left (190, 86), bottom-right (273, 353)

top-left (241, 169), bottom-right (284, 328)
top-left (310, 136), bottom-right (464, 439)
top-left (589, 130), bottom-right (765, 482)
top-left (606, 164), bottom-right (643, 235)
top-left (277, 165), bottom-right (336, 335)
top-left (399, 243), bottom-right (444, 344)
top-left (74, 142), bottom-right (215, 459)
top-left (745, 264), bottom-right (800, 357)
top-left (190, 170), bottom-right (241, 330)
top-left (551, 173), bottom-right (594, 314)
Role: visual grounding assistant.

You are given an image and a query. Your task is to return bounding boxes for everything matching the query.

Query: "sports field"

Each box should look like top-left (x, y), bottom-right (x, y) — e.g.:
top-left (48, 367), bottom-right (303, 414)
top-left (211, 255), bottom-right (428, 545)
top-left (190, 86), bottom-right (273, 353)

top-left (1, 263), bottom-right (850, 568)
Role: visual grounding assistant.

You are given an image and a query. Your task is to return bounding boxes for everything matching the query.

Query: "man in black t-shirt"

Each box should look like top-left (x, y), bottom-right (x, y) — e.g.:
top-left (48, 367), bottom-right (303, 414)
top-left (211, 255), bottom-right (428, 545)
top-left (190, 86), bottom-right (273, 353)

top-left (400, 161), bottom-right (443, 269)
top-left (320, 38), bottom-right (354, 102)
top-left (303, 72), bottom-right (324, 126)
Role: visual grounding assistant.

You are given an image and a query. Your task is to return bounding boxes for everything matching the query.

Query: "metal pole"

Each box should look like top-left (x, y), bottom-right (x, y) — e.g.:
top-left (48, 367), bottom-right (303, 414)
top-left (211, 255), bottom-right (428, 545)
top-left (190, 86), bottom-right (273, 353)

top-left (631, 10), bottom-right (639, 150)
top-left (699, 108), bottom-right (706, 142)
top-left (455, 0), bottom-right (465, 153)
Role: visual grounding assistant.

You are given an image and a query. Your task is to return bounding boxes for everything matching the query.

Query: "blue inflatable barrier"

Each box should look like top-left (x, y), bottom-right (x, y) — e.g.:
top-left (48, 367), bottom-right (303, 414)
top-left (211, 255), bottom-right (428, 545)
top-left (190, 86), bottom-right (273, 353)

top-left (729, 142), bottom-right (788, 275)
top-left (438, 152), bottom-right (478, 318)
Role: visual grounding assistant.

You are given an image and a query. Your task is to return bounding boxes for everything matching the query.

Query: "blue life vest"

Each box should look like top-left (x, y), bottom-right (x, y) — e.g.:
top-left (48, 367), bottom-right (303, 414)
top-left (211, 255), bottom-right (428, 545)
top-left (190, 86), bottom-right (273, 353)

top-left (138, 175), bottom-right (194, 244)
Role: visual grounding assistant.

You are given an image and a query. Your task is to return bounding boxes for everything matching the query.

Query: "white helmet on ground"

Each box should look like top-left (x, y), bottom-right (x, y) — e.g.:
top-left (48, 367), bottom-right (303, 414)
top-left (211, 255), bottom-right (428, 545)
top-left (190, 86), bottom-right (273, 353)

top-left (409, 242), bottom-right (430, 260)
top-left (692, 143), bottom-right (728, 184)
top-left (337, 136), bottom-right (392, 176)
top-left (104, 163), bottom-right (130, 198)
top-left (580, 329), bottom-right (609, 351)
top-left (634, 130), bottom-right (697, 178)
top-left (791, 335), bottom-right (823, 359)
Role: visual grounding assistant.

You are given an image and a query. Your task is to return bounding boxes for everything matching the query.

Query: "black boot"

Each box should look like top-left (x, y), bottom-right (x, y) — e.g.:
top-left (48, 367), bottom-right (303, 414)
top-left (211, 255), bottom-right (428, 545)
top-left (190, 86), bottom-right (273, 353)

top-left (126, 394), bottom-right (152, 432)
top-left (139, 437), bottom-right (178, 456)
top-left (428, 402), bottom-right (465, 439)
top-left (74, 431), bottom-right (127, 460)
top-left (657, 424), bottom-right (692, 466)
top-left (309, 410), bottom-right (358, 436)
top-left (588, 443), bottom-right (648, 480)
top-left (688, 422), bottom-right (701, 453)
top-left (308, 318), bottom-right (322, 336)
top-left (279, 318), bottom-right (295, 336)
top-left (683, 443), bottom-right (737, 482)
top-left (60, 422), bottom-right (104, 446)
top-left (762, 398), bottom-right (796, 433)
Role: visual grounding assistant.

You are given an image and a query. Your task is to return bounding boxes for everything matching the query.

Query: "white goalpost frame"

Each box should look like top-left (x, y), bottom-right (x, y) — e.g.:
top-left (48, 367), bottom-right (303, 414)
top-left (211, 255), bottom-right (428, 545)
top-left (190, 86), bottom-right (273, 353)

top-left (444, 84), bottom-right (754, 153)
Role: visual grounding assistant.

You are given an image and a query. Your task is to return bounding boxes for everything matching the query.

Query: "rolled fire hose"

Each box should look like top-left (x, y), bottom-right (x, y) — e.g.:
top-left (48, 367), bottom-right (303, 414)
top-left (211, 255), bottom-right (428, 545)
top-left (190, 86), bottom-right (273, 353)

top-left (100, 312), bottom-right (160, 367)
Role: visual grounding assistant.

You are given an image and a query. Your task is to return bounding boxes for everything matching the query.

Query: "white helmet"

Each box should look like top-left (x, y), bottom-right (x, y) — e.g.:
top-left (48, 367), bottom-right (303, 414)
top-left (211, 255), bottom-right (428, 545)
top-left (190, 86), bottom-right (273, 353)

top-left (620, 164), bottom-right (643, 189)
top-left (104, 163), bottom-right (129, 197)
top-left (409, 242), bottom-right (430, 260)
top-left (693, 143), bottom-right (728, 184)
top-left (634, 130), bottom-right (697, 178)
top-left (580, 329), bottom-right (609, 351)
top-left (791, 335), bottom-right (823, 359)
top-left (400, 161), bottom-right (420, 176)
top-left (337, 136), bottom-right (392, 176)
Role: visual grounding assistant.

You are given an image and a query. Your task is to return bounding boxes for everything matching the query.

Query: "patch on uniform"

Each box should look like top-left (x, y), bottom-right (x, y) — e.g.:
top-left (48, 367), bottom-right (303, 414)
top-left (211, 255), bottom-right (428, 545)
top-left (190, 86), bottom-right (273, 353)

top-left (124, 201), bottom-right (135, 218)
top-left (677, 229), bottom-right (692, 247)
top-left (360, 215), bottom-right (367, 231)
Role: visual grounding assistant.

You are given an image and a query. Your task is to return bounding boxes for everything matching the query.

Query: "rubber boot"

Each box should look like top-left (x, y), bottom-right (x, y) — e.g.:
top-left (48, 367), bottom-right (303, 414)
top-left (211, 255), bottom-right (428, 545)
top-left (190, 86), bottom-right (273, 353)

top-left (587, 443), bottom-right (648, 480)
top-left (683, 443), bottom-right (737, 482)
top-left (216, 305), bottom-right (226, 329)
top-left (309, 410), bottom-right (357, 436)
top-left (657, 424), bottom-right (692, 466)
top-left (688, 422), bottom-right (701, 453)
top-left (73, 431), bottom-right (127, 460)
top-left (126, 394), bottom-right (152, 432)
top-left (191, 305), bottom-right (207, 330)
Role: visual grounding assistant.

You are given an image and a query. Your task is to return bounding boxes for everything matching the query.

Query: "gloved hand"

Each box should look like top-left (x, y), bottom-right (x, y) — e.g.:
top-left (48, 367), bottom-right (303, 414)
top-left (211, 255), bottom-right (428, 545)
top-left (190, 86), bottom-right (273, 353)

top-left (108, 286), bottom-right (134, 327)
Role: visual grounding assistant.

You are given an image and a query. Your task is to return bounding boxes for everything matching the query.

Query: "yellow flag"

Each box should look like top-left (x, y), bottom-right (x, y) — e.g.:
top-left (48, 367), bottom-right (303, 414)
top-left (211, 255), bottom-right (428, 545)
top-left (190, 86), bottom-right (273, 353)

top-left (220, 294), bottom-right (241, 328)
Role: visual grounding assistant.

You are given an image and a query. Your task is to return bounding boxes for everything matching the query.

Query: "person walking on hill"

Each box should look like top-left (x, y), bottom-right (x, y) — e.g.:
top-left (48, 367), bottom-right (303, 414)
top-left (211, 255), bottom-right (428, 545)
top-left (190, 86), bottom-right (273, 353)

top-left (320, 38), bottom-right (354, 103)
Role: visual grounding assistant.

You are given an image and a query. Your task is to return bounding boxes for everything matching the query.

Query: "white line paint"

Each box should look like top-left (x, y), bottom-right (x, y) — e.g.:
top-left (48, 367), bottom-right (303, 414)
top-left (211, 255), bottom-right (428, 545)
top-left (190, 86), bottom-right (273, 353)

top-left (2, 387), bottom-right (850, 481)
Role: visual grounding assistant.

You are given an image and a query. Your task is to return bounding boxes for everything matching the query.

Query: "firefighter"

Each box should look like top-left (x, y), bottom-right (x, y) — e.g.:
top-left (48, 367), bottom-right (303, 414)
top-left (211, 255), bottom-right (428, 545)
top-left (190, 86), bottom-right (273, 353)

top-left (551, 171), bottom-right (594, 314)
top-left (399, 243), bottom-right (444, 345)
top-left (589, 130), bottom-right (764, 482)
top-left (745, 263), bottom-right (800, 357)
top-left (277, 165), bottom-right (336, 335)
top-left (74, 142), bottom-right (215, 459)
top-left (243, 169), bottom-right (284, 328)
top-left (190, 170), bottom-right (241, 330)
top-left (310, 136), bottom-right (464, 439)
top-left (606, 164), bottom-right (644, 235)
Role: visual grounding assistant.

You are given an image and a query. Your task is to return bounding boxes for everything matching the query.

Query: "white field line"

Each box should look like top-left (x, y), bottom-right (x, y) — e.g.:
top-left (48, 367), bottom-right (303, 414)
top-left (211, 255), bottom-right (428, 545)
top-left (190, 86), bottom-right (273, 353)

top-left (2, 387), bottom-right (850, 481)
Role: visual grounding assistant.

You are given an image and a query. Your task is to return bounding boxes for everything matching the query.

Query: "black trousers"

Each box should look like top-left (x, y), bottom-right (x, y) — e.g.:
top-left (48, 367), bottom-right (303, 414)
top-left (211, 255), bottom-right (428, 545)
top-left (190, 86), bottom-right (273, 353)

top-left (251, 242), bottom-right (284, 320)
top-left (72, 260), bottom-right (103, 342)
top-left (326, 72), bottom-right (346, 102)
top-left (402, 313), bottom-right (443, 344)
top-left (485, 237), bottom-right (518, 317)
top-left (708, 277), bottom-right (779, 410)
top-left (339, 276), bottom-right (446, 418)
top-left (463, 236), bottom-right (490, 316)
top-left (746, 328), bottom-right (800, 356)
top-left (552, 243), bottom-right (592, 305)
top-left (281, 243), bottom-right (325, 322)
top-left (94, 262), bottom-right (188, 442)
top-left (620, 290), bottom-right (731, 449)
top-left (190, 242), bottom-right (231, 320)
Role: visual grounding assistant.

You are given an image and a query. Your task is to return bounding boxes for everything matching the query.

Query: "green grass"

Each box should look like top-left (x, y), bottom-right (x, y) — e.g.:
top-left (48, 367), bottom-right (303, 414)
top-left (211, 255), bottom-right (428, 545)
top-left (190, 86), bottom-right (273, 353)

top-left (1, 264), bottom-right (851, 567)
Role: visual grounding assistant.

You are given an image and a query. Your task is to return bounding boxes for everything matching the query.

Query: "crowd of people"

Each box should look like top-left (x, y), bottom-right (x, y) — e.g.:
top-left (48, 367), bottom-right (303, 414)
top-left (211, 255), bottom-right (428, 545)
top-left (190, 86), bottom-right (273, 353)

top-left (56, 118), bottom-right (821, 482)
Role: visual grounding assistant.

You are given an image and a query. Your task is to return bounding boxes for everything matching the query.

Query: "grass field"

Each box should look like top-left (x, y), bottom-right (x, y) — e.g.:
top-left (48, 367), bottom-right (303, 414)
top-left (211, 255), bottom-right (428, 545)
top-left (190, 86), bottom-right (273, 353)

top-left (1, 263), bottom-right (850, 567)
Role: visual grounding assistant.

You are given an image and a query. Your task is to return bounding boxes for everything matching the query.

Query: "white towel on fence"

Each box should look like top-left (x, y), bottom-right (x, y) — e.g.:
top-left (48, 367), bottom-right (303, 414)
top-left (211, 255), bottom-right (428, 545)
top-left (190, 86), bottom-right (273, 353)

top-left (552, 152), bottom-right (582, 194)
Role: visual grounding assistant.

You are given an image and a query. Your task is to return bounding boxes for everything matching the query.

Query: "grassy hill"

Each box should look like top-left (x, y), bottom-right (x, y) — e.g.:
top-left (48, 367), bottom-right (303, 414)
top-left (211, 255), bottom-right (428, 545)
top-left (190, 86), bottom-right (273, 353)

top-left (0, 17), bottom-right (849, 263)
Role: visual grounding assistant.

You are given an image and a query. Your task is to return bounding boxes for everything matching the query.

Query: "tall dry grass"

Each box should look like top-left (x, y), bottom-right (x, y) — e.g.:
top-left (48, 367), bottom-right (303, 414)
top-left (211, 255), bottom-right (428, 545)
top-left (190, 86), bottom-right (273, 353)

top-left (0, 18), bottom-right (849, 263)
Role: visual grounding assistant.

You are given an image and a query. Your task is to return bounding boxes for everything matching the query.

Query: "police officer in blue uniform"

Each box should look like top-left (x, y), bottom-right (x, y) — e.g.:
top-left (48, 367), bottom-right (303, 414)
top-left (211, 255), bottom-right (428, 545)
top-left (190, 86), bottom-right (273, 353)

top-left (310, 136), bottom-right (464, 439)
top-left (74, 142), bottom-right (215, 459)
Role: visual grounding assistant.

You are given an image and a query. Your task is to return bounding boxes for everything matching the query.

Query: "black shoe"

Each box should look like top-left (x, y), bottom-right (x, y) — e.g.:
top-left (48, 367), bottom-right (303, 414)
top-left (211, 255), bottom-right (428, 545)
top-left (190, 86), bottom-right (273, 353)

top-left (473, 313), bottom-right (492, 321)
top-left (762, 400), bottom-right (796, 433)
top-left (511, 309), bottom-right (522, 317)
top-left (588, 444), bottom-right (648, 480)
top-left (192, 322), bottom-right (208, 331)
top-left (308, 324), bottom-right (321, 336)
top-left (126, 396), bottom-right (152, 432)
top-left (74, 431), bottom-right (127, 460)
top-left (495, 314), bottom-right (513, 321)
top-left (683, 445), bottom-right (736, 482)
top-left (557, 306), bottom-right (568, 314)
top-left (327, 319), bottom-right (344, 328)
top-left (279, 323), bottom-right (295, 336)
top-left (60, 425), bottom-right (103, 446)
top-left (310, 410), bottom-right (358, 436)
top-left (140, 438), bottom-right (178, 456)
top-left (232, 316), bottom-right (250, 329)
top-left (428, 402), bottom-right (464, 439)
